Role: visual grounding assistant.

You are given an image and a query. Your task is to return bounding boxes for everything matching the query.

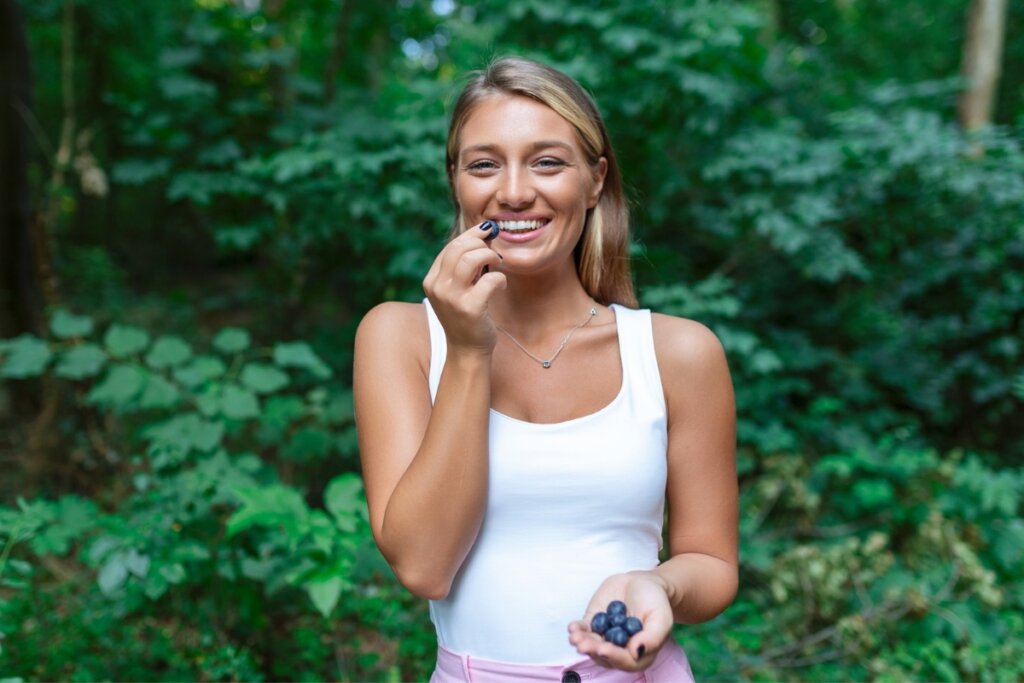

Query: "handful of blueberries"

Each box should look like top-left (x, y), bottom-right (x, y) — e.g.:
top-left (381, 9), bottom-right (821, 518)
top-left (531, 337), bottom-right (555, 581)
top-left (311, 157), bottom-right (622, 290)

top-left (590, 600), bottom-right (643, 647)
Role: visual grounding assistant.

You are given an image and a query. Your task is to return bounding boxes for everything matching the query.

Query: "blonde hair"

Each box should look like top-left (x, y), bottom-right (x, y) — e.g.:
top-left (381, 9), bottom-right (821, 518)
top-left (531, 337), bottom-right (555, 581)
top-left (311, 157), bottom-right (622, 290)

top-left (445, 56), bottom-right (636, 307)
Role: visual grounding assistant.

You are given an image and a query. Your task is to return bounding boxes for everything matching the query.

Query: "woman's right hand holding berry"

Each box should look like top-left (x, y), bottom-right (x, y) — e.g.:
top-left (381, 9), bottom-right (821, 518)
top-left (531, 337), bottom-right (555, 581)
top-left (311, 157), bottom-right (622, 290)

top-left (422, 222), bottom-right (506, 357)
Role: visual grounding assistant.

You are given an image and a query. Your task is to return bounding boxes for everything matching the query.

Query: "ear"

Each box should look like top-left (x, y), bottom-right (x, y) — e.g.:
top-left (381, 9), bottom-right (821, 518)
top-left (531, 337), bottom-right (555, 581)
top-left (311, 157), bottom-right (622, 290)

top-left (587, 157), bottom-right (608, 209)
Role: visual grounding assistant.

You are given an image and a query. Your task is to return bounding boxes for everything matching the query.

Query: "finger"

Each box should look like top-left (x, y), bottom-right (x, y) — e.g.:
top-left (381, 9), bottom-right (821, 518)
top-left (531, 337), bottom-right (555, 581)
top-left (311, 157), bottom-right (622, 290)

top-left (452, 247), bottom-right (501, 284)
top-left (591, 641), bottom-right (644, 671)
top-left (463, 271), bottom-right (506, 309)
top-left (425, 231), bottom-right (499, 294)
top-left (433, 230), bottom-right (500, 285)
top-left (454, 220), bottom-right (500, 245)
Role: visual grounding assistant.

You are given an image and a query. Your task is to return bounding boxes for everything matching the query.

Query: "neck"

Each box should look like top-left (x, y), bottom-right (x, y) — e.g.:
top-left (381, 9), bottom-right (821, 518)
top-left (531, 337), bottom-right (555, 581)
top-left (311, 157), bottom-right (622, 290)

top-left (489, 267), bottom-right (596, 343)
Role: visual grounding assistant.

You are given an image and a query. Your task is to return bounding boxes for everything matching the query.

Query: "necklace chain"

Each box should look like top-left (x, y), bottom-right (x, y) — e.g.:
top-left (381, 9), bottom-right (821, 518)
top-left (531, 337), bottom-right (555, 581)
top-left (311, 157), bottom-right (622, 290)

top-left (495, 303), bottom-right (598, 369)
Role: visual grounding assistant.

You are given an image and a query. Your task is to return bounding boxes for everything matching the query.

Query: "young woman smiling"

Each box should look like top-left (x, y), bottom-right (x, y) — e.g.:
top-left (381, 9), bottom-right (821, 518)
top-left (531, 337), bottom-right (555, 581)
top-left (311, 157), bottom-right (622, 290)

top-left (354, 57), bottom-right (737, 682)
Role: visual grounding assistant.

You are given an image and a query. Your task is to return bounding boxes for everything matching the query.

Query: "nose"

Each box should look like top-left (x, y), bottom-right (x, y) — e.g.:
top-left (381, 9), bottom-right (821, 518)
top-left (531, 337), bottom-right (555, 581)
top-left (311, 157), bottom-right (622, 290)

top-left (496, 164), bottom-right (535, 208)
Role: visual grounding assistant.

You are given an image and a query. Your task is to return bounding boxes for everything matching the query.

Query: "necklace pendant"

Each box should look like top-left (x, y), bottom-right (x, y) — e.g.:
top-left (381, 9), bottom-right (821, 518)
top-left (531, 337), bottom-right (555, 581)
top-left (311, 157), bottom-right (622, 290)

top-left (542, 360), bottom-right (552, 369)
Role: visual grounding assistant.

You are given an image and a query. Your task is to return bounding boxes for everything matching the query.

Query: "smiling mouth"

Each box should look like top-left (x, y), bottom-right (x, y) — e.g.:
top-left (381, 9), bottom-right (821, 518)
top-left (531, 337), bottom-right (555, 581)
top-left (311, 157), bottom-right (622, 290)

top-left (496, 219), bottom-right (549, 234)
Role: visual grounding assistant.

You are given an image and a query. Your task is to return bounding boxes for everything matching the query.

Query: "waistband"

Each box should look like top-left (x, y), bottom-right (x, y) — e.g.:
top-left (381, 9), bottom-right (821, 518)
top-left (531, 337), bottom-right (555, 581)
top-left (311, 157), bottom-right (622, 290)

top-left (430, 639), bottom-right (694, 683)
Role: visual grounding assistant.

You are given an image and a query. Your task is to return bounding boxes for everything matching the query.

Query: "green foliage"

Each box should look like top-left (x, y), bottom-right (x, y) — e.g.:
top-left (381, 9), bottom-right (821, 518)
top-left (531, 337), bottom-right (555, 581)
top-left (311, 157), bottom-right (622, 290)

top-left (0, 311), bottom-right (424, 681)
top-left (7, 0), bottom-right (1024, 679)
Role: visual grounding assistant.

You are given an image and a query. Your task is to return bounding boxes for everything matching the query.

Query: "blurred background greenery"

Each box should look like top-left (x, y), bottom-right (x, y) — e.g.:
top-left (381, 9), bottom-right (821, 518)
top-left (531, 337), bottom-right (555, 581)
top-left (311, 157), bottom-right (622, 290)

top-left (1, 0), bottom-right (1022, 680)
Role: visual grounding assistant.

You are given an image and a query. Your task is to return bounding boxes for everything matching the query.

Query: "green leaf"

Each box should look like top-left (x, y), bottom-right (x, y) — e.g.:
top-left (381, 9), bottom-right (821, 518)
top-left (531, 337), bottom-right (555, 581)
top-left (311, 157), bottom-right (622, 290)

top-left (145, 336), bottom-right (193, 369)
top-left (221, 385), bottom-right (260, 420)
top-left (28, 496), bottom-right (98, 556)
top-left (97, 554), bottom-right (129, 595)
top-left (86, 364), bottom-right (147, 408)
top-left (50, 309), bottom-right (94, 339)
top-left (273, 342), bottom-right (333, 379)
top-left (139, 375), bottom-right (183, 409)
top-left (0, 335), bottom-right (52, 378)
top-left (172, 355), bottom-right (226, 387)
top-left (259, 395), bottom-right (307, 440)
top-left (226, 484), bottom-right (309, 538)
top-left (213, 327), bottom-right (251, 354)
top-left (111, 158), bottom-right (172, 185)
top-left (159, 563), bottom-right (187, 585)
top-left (284, 427), bottom-right (333, 461)
top-left (324, 474), bottom-right (364, 532)
top-left (240, 363), bottom-right (289, 394)
top-left (306, 576), bottom-right (343, 618)
top-left (103, 324), bottom-right (150, 357)
top-left (55, 344), bottom-right (108, 380)
top-left (159, 74), bottom-right (217, 100)
top-left (143, 413), bottom-right (224, 453)
top-left (124, 549), bottom-right (151, 577)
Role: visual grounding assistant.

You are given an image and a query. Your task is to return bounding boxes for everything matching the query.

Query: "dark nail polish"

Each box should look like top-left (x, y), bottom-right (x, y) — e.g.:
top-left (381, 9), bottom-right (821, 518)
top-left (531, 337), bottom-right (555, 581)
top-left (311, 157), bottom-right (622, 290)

top-left (637, 645), bottom-right (646, 658)
top-left (480, 220), bottom-right (500, 241)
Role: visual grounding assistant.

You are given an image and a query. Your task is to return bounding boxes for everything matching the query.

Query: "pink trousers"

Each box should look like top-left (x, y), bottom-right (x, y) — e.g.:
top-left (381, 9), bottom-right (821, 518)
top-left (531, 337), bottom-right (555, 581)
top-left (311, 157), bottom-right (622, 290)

top-left (429, 639), bottom-right (695, 683)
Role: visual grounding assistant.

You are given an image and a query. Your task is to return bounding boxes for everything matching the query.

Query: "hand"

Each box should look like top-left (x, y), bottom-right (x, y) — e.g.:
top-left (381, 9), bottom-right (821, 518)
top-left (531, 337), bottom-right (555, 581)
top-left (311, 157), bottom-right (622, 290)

top-left (567, 571), bottom-right (674, 672)
top-left (422, 222), bottom-right (506, 355)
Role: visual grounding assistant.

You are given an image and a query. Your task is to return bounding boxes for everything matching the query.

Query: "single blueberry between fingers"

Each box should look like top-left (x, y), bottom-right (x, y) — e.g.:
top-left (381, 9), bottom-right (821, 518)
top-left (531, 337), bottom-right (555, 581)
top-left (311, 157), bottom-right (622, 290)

top-left (604, 626), bottom-right (629, 647)
top-left (590, 612), bottom-right (610, 635)
top-left (606, 600), bottom-right (627, 617)
top-left (624, 616), bottom-right (643, 636)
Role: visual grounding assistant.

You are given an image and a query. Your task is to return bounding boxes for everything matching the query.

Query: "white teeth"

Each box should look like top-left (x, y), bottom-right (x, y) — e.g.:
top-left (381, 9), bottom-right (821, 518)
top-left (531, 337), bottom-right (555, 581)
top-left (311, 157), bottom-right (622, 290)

top-left (497, 220), bottom-right (546, 232)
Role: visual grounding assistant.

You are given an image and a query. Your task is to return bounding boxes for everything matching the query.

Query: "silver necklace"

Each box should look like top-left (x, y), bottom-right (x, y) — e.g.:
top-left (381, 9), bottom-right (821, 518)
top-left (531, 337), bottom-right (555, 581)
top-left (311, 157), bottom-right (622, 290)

top-left (495, 303), bottom-right (598, 369)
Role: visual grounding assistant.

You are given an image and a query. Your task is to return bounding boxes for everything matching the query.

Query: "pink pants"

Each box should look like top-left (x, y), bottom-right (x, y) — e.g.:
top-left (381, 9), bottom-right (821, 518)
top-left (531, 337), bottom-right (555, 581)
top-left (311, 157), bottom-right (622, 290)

top-left (429, 639), bottom-right (696, 682)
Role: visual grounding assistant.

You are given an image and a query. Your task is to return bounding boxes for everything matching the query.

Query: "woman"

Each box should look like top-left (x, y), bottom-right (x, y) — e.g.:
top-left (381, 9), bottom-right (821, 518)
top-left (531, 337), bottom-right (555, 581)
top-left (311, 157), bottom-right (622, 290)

top-left (354, 56), bottom-right (737, 682)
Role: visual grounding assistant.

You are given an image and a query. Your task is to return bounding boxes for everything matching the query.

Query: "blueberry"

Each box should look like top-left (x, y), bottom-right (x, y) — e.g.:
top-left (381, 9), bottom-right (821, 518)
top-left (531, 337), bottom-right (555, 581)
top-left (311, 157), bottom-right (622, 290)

top-left (624, 616), bottom-right (643, 635)
top-left (590, 612), bottom-right (610, 635)
top-left (604, 626), bottom-right (629, 647)
top-left (606, 600), bottom-right (627, 617)
top-left (609, 612), bottom-right (627, 628)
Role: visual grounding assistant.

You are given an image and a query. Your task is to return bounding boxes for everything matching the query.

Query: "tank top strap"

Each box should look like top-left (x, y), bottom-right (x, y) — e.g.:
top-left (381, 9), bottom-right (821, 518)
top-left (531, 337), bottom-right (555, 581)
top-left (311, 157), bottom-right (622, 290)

top-left (610, 304), bottom-right (667, 419)
top-left (423, 298), bottom-right (446, 403)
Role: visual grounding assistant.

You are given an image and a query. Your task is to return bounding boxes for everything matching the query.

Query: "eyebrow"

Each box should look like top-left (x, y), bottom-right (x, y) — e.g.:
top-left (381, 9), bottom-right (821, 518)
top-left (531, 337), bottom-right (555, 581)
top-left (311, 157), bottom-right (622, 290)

top-left (460, 140), bottom-right (576, 156)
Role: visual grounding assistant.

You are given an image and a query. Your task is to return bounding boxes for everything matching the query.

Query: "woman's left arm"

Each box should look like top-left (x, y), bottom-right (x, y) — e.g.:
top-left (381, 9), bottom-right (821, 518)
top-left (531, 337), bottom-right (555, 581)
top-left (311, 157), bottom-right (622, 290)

top-left (569, 315), bottom-right (737, 668)
top-left (653, 313), bottom-right (738, 623)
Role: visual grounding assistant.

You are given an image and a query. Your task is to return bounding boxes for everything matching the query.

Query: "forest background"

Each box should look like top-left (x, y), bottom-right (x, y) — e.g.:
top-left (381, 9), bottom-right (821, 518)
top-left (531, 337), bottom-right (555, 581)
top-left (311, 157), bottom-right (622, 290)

top-left (1, 0), bottom-right (1023, 681)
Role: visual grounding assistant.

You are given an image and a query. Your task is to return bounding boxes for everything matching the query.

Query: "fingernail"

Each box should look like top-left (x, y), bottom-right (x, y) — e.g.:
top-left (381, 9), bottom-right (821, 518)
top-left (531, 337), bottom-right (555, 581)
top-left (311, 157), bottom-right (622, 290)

top-left (480, 220), bottom-right (499, 240)
top-left (637, 645), bottom-right (646, 658)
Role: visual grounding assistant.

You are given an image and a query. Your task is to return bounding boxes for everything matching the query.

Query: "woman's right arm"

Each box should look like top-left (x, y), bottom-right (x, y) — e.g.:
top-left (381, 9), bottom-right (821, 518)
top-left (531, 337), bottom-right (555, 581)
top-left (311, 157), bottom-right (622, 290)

top-left (354, 226), bottom-right (504, 599)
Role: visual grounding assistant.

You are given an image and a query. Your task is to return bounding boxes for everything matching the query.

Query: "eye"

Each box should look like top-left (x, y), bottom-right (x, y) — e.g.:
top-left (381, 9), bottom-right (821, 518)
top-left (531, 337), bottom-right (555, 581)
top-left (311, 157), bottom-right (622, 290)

top-left (534, 157), bottom-right (568, 171)
top-left (464, 160), bottom-right (499, 173)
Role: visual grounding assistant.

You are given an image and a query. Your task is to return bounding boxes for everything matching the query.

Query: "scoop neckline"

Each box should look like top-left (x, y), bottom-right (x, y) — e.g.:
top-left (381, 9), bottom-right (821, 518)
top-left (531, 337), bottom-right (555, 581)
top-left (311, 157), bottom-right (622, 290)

top-left (488, 304), bottom-right (626, 428)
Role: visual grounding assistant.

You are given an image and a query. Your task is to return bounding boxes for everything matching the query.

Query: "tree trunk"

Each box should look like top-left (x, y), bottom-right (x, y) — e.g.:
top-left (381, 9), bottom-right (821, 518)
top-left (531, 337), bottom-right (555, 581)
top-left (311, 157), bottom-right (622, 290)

top-left (958, 0), bottom-right (1008, 131)
top-left (323, 0), bottom-right (354, 104)
top-left (0, 0), bottom-right (42, 340)
top-left (264, 0), bottom-right (293, 114)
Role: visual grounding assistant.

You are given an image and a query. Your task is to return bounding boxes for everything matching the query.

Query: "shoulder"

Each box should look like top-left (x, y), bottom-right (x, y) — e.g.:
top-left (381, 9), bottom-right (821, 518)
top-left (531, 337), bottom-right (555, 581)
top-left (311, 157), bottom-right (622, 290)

top-left (649, 312), bottom-right (727, 371)
top-left (649, 312), bottom-right (732, 412)
top-left (357, 301), bottom-right (428, 339)
top-left (354, 301), bottom-right (431, 371)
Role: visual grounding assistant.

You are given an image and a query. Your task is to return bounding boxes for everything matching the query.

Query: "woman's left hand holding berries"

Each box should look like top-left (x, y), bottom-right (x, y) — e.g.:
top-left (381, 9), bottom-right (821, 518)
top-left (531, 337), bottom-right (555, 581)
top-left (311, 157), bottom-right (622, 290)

top-left (567, 570), bottom-right (675, 671)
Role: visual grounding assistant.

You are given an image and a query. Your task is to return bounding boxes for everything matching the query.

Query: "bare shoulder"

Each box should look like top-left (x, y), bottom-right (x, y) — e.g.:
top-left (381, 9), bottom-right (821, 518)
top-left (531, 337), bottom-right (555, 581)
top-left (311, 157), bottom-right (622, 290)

top-left (357, 300), bottom-right (428, 340)
top-left (650, 312), bottom-right (733, 416)
top-left (354, 301), bottom-right (430, 374)
top-left (650, 312), bottom-right (728, 372)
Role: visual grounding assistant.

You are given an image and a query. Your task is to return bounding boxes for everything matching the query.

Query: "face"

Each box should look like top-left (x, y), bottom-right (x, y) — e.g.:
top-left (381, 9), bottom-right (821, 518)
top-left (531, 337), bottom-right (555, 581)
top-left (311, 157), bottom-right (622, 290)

top-left (453, 95), bottom-right (607, 273)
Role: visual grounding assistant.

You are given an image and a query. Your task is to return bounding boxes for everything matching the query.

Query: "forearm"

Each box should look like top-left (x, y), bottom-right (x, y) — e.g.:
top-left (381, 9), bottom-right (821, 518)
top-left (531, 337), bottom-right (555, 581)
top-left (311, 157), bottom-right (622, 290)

top-left (378, 351), bottom-right (491, 599)
top-left (651, 552), bottom-right (738, 624)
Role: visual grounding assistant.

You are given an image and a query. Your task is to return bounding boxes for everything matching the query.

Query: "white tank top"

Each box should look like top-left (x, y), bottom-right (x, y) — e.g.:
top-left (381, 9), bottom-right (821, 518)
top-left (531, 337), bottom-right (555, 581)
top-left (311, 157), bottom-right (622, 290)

top-left (423, 300), bottom-right (668, 664)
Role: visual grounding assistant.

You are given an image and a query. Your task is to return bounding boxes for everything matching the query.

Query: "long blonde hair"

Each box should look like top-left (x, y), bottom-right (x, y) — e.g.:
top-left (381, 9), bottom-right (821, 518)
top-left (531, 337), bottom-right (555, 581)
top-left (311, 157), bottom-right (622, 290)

top-left (445, 57), bottom-right (636, 307)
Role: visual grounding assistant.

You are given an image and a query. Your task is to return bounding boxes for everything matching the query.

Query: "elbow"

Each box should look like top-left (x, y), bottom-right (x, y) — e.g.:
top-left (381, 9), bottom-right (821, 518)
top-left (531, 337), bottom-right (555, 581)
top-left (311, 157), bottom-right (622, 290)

top-left (392, 562), bottom-right (453, 600)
